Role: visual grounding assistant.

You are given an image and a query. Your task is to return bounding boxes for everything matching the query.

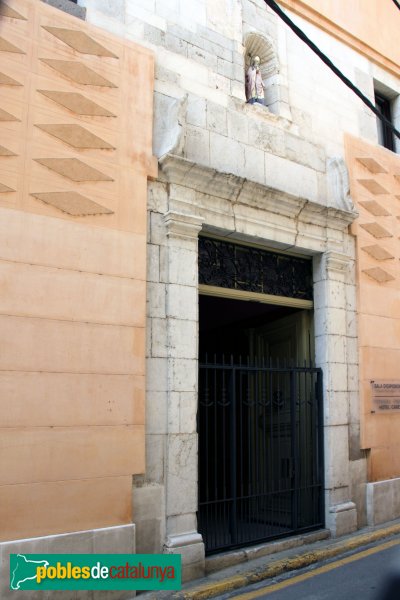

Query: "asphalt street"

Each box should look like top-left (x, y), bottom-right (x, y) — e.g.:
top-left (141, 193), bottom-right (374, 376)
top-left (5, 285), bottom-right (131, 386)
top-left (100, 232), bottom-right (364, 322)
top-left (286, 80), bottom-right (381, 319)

top-left (218, 537), bottom-right (400, 600)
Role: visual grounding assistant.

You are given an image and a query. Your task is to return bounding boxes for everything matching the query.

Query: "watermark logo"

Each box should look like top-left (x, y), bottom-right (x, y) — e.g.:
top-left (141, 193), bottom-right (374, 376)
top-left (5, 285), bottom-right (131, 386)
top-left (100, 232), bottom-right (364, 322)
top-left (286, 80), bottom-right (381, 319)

top-left (10, 554), bottom-right (181, 591)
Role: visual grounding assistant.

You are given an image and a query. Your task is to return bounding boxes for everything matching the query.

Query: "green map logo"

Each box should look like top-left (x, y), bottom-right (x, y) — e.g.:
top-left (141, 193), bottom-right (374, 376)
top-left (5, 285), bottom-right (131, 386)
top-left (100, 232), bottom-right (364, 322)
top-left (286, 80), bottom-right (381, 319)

top-left (11, 554), bottom-right (50, 590)
top-left (9, 554), bottom-right (181, 591)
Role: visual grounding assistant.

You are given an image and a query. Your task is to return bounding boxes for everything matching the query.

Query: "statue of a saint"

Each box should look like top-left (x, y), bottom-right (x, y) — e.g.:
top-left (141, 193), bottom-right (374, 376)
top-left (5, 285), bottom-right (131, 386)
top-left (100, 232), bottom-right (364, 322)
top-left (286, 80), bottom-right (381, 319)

top-left (245, 56), bottom-right (265, 105)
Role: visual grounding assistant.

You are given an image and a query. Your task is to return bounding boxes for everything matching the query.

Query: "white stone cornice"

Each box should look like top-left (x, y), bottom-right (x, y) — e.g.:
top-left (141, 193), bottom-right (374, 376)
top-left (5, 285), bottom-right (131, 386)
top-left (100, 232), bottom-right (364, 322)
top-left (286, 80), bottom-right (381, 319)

top-left (164, 210), bottom-right (204, 241)
top-left (159, 154), bottom-right (358, 232)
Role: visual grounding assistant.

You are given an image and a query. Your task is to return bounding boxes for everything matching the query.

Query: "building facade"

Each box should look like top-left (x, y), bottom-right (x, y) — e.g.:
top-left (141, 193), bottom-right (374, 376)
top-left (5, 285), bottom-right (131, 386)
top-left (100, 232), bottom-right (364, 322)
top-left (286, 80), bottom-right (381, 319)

top-left (1, 0), bottom-right (400, 595)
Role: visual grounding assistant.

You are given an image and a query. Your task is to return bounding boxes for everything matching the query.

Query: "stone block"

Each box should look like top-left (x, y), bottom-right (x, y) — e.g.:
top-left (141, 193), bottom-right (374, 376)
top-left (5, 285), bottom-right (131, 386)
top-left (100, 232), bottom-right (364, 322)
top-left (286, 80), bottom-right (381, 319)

top-left (243, 144), bottom-right (265, 184)
top-left (187, 95), bottom-right (207, 128)
top-left (185, 125), bottom-right (210, 166)
top-left (155, 63), bottom-right (179, 85)
top-left (150, 210), bottom-right (168, 246)
top-left (210, 132), bottom-right (245, 177)
top-left (327, 502), bottom-right (357, 537)
top-left (168, 391), bottom-right (181, 434)
top-left (233, 62), bottom-right (245, 83)
top-left (284, 132), bottom-right (326, 172)
top-left (146, 283), bottom-right (166, 319)
top-left (314, 307), bottom-right (348, 338)
top-left (146, 390), bottom-right (167, 434)
top-left (166, 514), bottom-right (198, 537)
top-left (247, 118), bottom-right (286, 155)
top-left (217, 57), bottom-right (234, 79)
top-left (315, 333), bottom-right (346, 365)
top-left (313, 279), bottom-right (347, 310)
top-left (196, 24), bottom-right (234, 51)
top-left (146, 357), bottom-right (167, 391)
top-left (147, 243), bottom-right (160, 283)
top-left (227, 110), bottom-right (249, 144)
top-left (145, 434), bottom-right (165, 484)
top-left (151, 317), bottom-right (168, 357)
top-left (318, 362), bottom-right (348, 393)
top-left (209, 72), bottom-right (231, 95)
top-left (348, 391), bottom-right (360, 425)
top-left (164, 32), bottom-right (188, 56)
top-left (348, 423), bottom-right (365, 461)
top-left (156, 0), bottom-right (179, 19)
top-left (125, 2), bottom-right (166, 30)
top-left (161, 246), bottom-right (197, 286)
top-left (170, 358), bottom-right (197, 392)
top-left (187, 44), bottom-right (218, 70)
top-left (206, 101), bottom-right (228, 136)
top-left (347, 364), bottom-right (359, 392)
top-left (166, 433), bottom-right (198, 515)
top-left (164, 535), bottom-right (205, 582)
top-left (179, 391), bottom-right (197, 434)
top-left (133, 483), bottom-right (165, 521)
top-left (167, 284), bottom-right (198, 321)
top-left (134, 518), bottom-right (163, 554)
top-left (148, 181), bottom-right (168, 213)
top-left (265, 153), bottom-right (319, 203)
top-left (143, 23), bottom-right (166, 46)
top-left (346, 310), bottom-right (358, 337)
top-left (366, 478), bottom-right (400, 525)
top-left (324, 425), bottom-right (350, 489)
top-left (168, 318), bottom-right (198, 359)
top-left (323, 391), bottom-right (349, 427)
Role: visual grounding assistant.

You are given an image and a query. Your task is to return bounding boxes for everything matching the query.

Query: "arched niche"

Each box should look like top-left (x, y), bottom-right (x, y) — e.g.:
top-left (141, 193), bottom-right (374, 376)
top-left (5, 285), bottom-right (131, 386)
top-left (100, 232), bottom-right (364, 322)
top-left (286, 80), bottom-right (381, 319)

top-left (244, 33), bottom-right (281, 114)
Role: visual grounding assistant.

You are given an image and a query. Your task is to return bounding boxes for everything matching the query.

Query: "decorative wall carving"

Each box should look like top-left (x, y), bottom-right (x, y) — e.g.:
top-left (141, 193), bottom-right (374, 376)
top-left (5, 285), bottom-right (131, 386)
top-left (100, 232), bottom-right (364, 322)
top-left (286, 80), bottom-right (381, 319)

top-left (199, 237), bottom-right (313, 300)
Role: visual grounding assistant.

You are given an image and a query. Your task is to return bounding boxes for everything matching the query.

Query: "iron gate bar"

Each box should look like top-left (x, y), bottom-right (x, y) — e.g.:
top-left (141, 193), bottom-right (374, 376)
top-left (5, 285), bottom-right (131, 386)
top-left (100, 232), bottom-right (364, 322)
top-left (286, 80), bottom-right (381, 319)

top-left (198, 357), bottom-right (324, 554)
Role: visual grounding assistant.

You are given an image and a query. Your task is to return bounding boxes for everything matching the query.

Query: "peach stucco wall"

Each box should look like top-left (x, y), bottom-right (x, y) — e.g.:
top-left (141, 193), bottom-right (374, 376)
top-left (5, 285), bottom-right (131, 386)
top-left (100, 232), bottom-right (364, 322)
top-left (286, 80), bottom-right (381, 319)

top-left (0, 0), bottom-right (155, 540)
top-left (281, 0), bottom-right (400, 77)
top-left (346, 134), bottom-right (400, 482)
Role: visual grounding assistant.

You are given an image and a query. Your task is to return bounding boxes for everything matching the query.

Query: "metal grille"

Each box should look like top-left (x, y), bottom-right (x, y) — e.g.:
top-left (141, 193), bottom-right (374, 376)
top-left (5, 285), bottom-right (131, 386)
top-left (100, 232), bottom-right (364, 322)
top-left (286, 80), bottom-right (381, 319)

top-left (198, 356), bottom-right (324, 554)
top-left (198, 237), bottom-right (313, 300)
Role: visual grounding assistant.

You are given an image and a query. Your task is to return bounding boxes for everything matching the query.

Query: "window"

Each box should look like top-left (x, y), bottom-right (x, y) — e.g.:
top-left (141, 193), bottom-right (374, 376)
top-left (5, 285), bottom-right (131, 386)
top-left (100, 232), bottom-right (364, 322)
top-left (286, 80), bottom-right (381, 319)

top-left (375, 91), bottom-right (395, 151)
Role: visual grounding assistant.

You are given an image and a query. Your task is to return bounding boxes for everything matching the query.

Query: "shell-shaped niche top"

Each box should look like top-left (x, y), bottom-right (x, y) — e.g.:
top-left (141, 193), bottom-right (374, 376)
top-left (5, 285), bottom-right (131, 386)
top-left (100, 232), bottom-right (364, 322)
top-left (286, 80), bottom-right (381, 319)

top-left (244, 32), bottom-right (279, 80)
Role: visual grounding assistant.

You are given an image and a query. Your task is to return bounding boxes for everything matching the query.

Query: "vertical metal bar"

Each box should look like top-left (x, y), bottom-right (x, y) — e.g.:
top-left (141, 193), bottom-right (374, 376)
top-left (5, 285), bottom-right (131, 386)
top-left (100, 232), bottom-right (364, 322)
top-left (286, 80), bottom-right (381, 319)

top-left (229, 366), bottom-right (237, 546)
top-left (290, 369), bottom-right (298, 531)
top-left (317, 369), bottom-right (325, 526)
top-left (239, 359), bottom-right (244, 544)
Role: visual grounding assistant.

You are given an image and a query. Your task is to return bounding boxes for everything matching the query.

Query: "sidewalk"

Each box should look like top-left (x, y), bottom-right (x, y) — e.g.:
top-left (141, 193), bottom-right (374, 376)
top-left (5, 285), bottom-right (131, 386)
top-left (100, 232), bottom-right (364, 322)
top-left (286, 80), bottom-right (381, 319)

top-left (141, 519), bottom-right (400, 600)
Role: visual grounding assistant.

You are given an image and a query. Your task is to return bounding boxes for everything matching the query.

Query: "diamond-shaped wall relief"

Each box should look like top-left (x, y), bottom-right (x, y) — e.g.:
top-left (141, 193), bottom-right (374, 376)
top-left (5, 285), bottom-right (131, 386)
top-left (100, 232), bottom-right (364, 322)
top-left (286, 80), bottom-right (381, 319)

top-left (0, 145), bottom-right (16, 156)
top-left (361, 245), bottom-right (394, 261)
top-left (0, 4), bottom-right (26, 19)
top-left (0, 72), bottom-right (22, 86)
top-left (31, 191), bottom-right (114, 216)
top-left (356, 157), bottom-right (388, 174)
top-left (359, 200), bottom-right (390, 216)
top-left (35, 158), bottom-right (113, 182)
top-left (363, 267), bottom-right (395, 283)
top-left (38, 91), bottom-right (116, 117)
top-left (0, 182), bottom-right (15, 192)
top-left (360, 222), bottom-right (393, 238)
top-left (358, 179), bottom-right (389, 195)
top-left (43, 27), bottom-right (118, 58)
top-left (0, 37), bottom-right (25, 53)
top-left (36, 124), bottom-right (115, 149)
top-left (40, 60), bottom-right (117, 87)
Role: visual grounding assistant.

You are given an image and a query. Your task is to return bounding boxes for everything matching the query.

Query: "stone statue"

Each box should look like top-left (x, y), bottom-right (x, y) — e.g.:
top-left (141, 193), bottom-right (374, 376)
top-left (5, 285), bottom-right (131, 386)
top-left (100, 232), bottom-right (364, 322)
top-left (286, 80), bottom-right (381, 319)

top-left (245, 55), bottom-right (265, 105)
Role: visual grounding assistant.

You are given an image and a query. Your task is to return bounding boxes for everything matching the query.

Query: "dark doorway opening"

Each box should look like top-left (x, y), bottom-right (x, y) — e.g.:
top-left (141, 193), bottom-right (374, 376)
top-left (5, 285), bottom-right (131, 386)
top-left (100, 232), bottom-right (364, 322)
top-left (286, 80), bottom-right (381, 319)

top-left (198, 294), bottom-right (324, 554)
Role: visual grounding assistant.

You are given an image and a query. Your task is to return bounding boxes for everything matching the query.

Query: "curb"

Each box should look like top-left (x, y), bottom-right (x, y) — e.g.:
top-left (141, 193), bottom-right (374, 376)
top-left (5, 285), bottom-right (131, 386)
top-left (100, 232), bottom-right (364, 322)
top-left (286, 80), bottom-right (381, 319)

top-left (172, 523), bottom-right (400, 599)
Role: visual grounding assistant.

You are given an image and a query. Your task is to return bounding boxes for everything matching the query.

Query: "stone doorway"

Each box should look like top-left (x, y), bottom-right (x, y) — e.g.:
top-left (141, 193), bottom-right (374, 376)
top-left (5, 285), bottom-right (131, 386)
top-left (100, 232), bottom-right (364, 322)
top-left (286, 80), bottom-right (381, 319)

top-left (197, 236), bottom-right (324, 554)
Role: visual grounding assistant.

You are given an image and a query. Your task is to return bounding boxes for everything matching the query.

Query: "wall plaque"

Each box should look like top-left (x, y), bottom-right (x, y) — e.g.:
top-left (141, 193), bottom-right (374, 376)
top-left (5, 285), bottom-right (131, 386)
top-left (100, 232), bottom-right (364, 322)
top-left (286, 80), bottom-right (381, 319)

top-left (371, 380), bottom-right (400, 412)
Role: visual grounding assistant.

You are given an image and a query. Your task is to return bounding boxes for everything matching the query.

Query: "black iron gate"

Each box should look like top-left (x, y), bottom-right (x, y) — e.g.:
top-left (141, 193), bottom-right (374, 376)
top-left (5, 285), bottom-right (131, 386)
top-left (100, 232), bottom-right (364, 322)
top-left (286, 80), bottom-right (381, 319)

top-left (198, 357), bottom-right (324, 554)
